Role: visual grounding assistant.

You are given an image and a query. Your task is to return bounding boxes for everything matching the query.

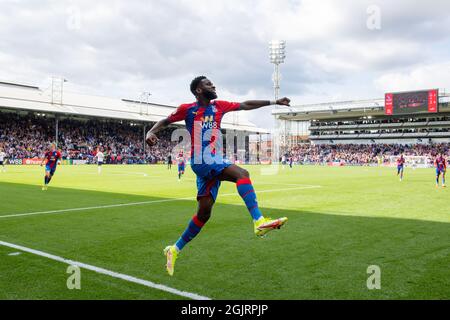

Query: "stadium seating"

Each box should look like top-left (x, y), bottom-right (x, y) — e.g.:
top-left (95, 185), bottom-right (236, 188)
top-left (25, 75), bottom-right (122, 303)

top-left (286, 143), bottom-right (449, 165)
top-left (0, 112), bottom-right (177, 164)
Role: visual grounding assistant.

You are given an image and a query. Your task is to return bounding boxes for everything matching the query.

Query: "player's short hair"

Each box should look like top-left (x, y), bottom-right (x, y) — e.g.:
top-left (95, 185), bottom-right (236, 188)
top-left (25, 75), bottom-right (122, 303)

top-left (190, 76), bottom-right (207, 96)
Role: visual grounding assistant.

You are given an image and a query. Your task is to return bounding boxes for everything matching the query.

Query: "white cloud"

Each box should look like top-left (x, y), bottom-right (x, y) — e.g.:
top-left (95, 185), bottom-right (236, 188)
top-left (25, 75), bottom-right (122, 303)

top-left (374, 62), bottom-right (450, 93)
top-left (0, 0), bottom-right (449, 128)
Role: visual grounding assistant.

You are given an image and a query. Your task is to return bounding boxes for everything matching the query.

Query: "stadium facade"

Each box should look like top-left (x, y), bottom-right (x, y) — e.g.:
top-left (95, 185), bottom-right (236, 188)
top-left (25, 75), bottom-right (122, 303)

top-left (0, 80), bottom-right (270, 163)
top-left (272, 90), bottom-right (450, 149)
top-left (0, 80), bottom-right (267, 132)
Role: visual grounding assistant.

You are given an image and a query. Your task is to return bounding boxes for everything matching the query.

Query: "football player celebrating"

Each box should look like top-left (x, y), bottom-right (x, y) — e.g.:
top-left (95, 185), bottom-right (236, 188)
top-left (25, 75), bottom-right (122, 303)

top-left (146, 76), bottom-right (289, 276)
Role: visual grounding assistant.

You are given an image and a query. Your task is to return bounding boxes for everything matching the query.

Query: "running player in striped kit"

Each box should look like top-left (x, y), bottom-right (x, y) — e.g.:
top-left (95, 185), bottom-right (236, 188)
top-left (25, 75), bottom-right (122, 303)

top-left (40, 143), bottom-right (62, 190)
top-left (435, 153), bottom-right (446, 188)
top-left (177, 150), bottom-right (186, 181)
top-left (397, 154), bottom-right (405, 181)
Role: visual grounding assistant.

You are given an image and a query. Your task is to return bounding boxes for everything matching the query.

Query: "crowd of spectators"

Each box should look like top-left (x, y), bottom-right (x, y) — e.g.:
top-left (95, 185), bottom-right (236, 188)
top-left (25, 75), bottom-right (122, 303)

top-left (311, 115), bottom-right (450, 127)
top-left (0, 112), bottom-right (53, 159)
top-left (1, 112), bottom-right (449, 166)
top-left (0, 112), bottom-right (177, 164)
top-left (286, 143), bottom-right (449, 165)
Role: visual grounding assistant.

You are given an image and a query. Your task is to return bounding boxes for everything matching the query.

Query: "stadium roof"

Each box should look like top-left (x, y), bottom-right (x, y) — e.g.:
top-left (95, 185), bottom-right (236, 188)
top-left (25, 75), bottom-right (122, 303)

top-left (0, 81), bottom-right (269, 134)
top-left (272, 94), bottom-right (450, 121)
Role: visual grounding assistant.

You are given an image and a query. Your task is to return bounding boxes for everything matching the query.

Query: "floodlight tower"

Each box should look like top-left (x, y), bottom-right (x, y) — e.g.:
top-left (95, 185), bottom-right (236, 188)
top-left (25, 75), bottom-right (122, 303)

top-left (139, 91), bottom-right (152, 115)
top-left (269, 40), bottom-right (286, 100)
top-left (269, 40), bottom-right (286, 160)
top-left (51, 76), bottom-right (68, 105)
top-left (51, 76), bottom-right (68, 148)
top-left (139, 91), bottom-right (152, 159)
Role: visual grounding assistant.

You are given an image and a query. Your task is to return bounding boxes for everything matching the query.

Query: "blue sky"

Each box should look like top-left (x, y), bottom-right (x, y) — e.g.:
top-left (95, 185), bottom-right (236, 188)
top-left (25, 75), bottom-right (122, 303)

top-left (0, 0), bottom-right (449, 128)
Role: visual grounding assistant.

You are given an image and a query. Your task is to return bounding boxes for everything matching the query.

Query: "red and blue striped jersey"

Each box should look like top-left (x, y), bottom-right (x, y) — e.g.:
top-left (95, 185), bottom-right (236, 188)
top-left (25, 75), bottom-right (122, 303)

top-left (177, 153), bottom-right (185, 165)
top-left (44, 151), bottom-right (61, 169)
top-left (435, 156), bottom-right (446, 171)
top-left (167, 100), bottom-right (240, 160)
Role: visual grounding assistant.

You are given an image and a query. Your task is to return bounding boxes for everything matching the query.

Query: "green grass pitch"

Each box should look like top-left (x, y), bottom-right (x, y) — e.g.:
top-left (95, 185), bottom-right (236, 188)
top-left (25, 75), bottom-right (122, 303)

top-left (0, 164), bottom-right (448, 299)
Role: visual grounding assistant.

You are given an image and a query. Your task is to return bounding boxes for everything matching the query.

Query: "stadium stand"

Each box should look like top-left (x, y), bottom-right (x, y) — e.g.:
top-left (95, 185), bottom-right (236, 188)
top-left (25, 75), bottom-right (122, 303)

top-left (0, 111), bottom-right (175, 163)
top-left (272, 89), bottom-right (450, 166)
top-left (0, 80), bottom-right (269, 164)
top-left (272, 93), bottom-right (450, 145)
top-left (285, 143), bottom-right (449, 166)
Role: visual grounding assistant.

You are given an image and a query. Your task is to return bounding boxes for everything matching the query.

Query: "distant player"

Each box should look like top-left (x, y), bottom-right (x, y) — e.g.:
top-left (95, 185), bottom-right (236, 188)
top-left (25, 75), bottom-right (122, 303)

top-left (167, 153), bottom-right (172, 170)
top-left (176, 150), bottom-right (185, 181)
top-left (0, 148), bottom-right (6, 172)
top-left (40, 143), bottom-right (62, 190)
top-left (96, 148), bottom-right (105, 174)
top-left (411, 159), bottom-right (417, 170)
top-left (146, 76), bottom-right (289, 276)
top-left (397, 154), bottom-right (405, 181)
top-left (435, 153), bottom-right (446, 188)
top-left (289, 156), bottom-right (293, 169)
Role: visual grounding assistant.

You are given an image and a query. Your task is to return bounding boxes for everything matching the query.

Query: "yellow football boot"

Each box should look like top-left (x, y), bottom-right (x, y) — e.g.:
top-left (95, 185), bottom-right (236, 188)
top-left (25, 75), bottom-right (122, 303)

top-left (163, 245), bottom-right (178, 276)
top-left (254, 217), bottom-right (288, 237)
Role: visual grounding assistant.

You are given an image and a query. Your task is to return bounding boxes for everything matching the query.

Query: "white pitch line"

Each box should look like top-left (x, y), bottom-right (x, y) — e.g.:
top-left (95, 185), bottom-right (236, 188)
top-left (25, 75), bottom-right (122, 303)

top-left (256, 182), bottom-right (319, 187)
top-left (0, 185), bottom-right (321, 219)
top-left (0, 197), bottom-right (195, 219)
top-left (84, 172), bottom-right (150, 177)
top-left (0, 240), bottom-right (210, 300)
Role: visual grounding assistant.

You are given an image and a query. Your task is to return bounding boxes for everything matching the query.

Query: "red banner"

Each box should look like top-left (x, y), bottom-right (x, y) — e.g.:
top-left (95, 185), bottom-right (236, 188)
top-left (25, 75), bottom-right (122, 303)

top-left (327, 161), bottom-right (345, 166)
top-left (385, 93), bottom-right (393, 115)
top-left (22, 158), bottom-right (44, 165)
top-left (428, 89), bottom-right (438, 112)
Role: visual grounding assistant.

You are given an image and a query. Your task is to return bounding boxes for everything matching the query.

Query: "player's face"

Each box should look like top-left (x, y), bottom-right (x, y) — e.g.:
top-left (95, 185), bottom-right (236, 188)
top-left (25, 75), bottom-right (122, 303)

top-left (198, 78), bottom-right (217, 100)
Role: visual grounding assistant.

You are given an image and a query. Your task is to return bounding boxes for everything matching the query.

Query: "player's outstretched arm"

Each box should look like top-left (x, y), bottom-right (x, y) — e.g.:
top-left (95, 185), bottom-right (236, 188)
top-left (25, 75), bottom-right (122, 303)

top-left (239, 97), bottom-right (290, 111)
top-left (146, 118), bottom-right (170, 146)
